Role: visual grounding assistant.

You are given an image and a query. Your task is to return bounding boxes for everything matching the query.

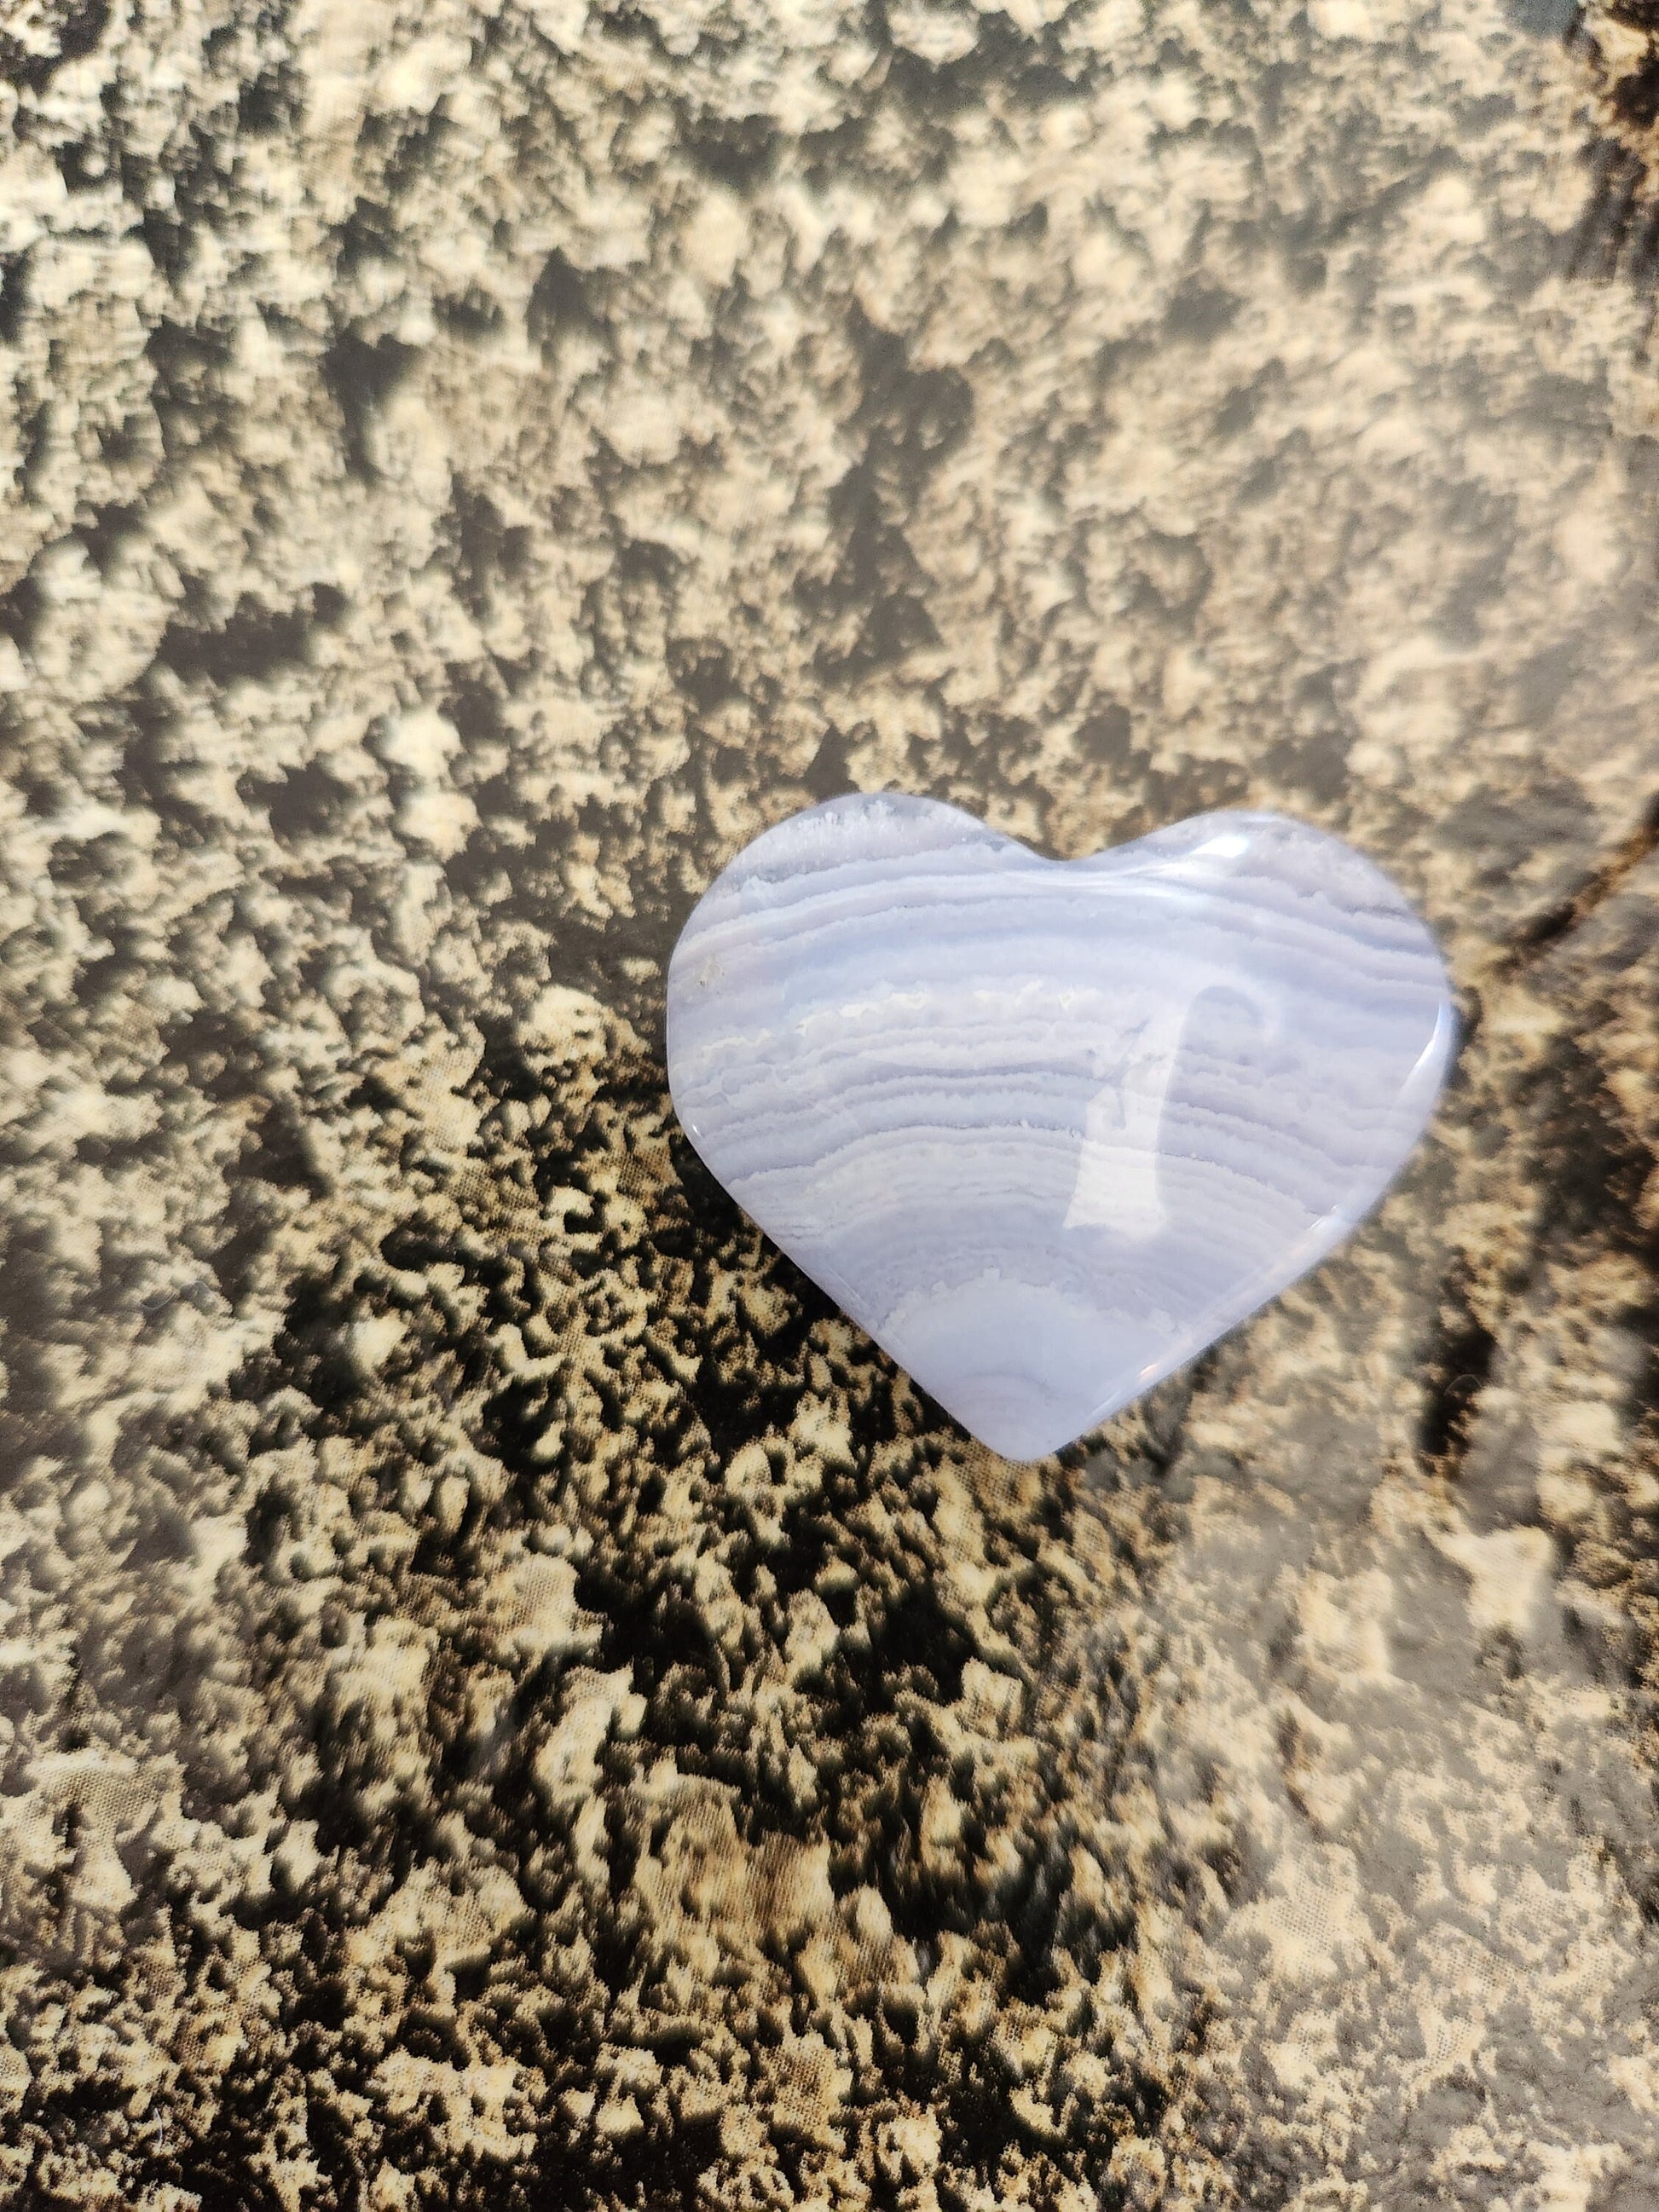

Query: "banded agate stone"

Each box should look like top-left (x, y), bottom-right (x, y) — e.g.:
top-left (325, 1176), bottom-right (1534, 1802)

top-left (666, 795), bottom-right (1454, 1462)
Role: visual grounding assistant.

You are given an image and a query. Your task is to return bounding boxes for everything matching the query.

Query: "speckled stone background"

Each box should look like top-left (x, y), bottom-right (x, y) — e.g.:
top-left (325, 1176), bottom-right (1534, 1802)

top-left (3, 2), bottom-right (1659, 2207)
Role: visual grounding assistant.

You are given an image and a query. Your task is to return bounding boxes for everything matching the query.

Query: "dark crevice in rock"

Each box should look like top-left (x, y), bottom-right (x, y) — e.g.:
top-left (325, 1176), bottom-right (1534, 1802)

top-left (1503, 789), bottom-right (1659, 967)
top-left (1419, 1275), bottom-right (1500, 1473)
top-left (322, 327), bottom-right (420, 481)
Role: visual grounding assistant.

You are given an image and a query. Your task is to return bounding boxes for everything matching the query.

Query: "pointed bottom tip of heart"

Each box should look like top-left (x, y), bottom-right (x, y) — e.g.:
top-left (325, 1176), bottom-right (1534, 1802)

top-left (924, 1378), bottom-right (1126, 1465)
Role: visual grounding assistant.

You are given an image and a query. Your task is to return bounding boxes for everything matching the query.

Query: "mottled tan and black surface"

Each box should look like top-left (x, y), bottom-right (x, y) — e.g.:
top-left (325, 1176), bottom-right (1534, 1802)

top-left (2, 2), bottom-right (1659, 2207)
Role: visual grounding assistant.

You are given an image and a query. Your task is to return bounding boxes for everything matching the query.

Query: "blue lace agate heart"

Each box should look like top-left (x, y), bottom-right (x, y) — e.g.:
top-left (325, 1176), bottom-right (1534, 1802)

top-left (667, 795), bottom-right (1454, 1462)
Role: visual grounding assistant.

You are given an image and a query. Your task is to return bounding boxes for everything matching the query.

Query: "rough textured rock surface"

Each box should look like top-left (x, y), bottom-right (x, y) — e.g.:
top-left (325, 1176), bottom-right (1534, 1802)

top-left (1, 2), bottom-right (1657, 2208)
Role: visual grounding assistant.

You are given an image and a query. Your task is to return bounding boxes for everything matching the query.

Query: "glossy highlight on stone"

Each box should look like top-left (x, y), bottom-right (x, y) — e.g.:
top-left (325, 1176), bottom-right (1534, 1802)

top-left (667, 795), bottom-right (1455, 1462)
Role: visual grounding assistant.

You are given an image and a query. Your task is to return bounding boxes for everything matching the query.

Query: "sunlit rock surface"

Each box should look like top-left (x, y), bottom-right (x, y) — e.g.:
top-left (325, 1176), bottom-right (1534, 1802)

top-left (2, 0), bottom-right (1659, 2205)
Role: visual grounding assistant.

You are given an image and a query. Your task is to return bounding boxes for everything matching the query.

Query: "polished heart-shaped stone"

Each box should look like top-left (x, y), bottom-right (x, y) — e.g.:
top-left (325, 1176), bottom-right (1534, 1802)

top-left (667, 795), bottom-right (1454, 1462)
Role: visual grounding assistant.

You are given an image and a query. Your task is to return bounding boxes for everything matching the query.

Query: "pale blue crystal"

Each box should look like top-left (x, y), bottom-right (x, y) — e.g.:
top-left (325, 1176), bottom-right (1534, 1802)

top-left (666, 795), bottom-right (1454, 1462)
